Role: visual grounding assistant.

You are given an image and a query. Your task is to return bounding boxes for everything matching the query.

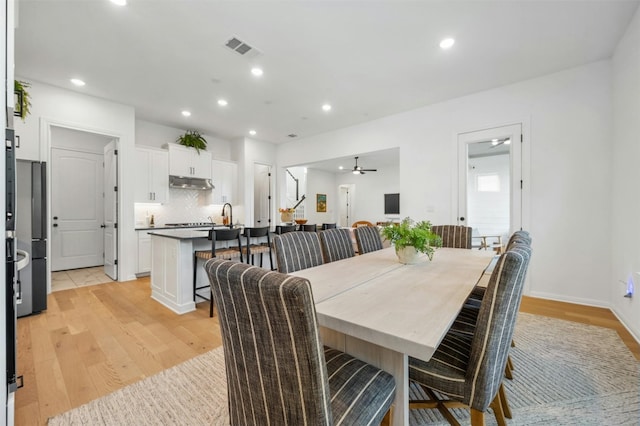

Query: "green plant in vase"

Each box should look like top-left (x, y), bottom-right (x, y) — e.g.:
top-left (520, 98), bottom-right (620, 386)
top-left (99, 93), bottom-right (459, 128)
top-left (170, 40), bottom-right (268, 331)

top-left (382, 217), bottom-right (442, 262)
top-left (177, 130), bottom-right (207, 154)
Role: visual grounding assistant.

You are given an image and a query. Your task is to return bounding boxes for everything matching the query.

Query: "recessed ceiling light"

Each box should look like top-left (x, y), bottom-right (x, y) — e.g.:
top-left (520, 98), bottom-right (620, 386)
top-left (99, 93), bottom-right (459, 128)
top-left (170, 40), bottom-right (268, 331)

top-left (491, 140), bottom-right (499, 146)
top-left (504, 139), bottom-right (511, 145)
top-left (181, 110), bottom-right (191, 117)
top-left (251, 67), bottom-right (263, 77)
top-left (322, 104), bottom-right (332, 112)
top-left (249, 130), bottom-right (256, 136)
top-left (338, 166), bottom-right (344, 170)
top-left (110, 0), bottom-right (127, 5)
top-left (439, 38), bottom-right (455, 50)
top-left (70, 78), bottom-right (85, 87)
top-left (491, 139), bottom-right (498, 142)
top-left (217, 99), bottom-right (228, 106)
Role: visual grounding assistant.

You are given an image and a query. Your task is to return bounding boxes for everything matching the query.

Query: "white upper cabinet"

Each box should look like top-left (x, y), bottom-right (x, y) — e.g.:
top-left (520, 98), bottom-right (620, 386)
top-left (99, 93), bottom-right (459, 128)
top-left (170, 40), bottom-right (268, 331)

top-left (167, 143), bottom-right (212, 179)
top-left (135, 147), bottom-right (168, 203)
top-left (211, 159), bottom-right (237, 204)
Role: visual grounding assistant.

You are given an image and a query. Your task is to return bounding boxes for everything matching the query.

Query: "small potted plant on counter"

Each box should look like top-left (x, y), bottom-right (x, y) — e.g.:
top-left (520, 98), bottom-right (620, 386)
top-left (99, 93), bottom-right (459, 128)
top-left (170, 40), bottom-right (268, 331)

top-left (382, 217), bottom-right (442, 264)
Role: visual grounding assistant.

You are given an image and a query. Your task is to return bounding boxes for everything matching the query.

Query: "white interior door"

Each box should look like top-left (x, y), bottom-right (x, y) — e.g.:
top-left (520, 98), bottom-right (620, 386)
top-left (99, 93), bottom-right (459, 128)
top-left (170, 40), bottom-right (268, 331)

top-left (253, 163), bottom-right (271, 227)
top-left (51, 148), bottom-right (104, 271)
top-left (103, 140), bottom-right (118, 280)
top-left (338, 184), bottom-right (354, 227)
top-left (458, 124), bottom-right (522, 243)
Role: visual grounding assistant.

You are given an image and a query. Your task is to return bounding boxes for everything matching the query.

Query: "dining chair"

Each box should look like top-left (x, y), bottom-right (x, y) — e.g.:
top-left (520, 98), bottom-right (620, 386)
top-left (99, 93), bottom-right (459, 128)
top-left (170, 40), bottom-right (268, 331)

top-left (193, 228), bottom-right (243, 317)
top-left (321, 223), bottom-right (337, 230)
top-left (353, 225), bottom-right (384, 254)
top-left (431, 225), bottom-right (473, 249)
top-left (408, 244), bottom-right (532, 425)
top-left (241, 226), bottom-right (272, 268)
top-left (352, 220), bottom-right (374, 228)
top-left (271, 231), bottom-right (324, 273)
top-left (275, 224), bottom-right (296, 234)
top-left (300, 223), bottom-right (318, 232)
top-left (452, 233), bottom-right (533, 379)
top-left (204, 259), bottom-right (396, 426)
top-left (318, 228), bottom-right (355, 263)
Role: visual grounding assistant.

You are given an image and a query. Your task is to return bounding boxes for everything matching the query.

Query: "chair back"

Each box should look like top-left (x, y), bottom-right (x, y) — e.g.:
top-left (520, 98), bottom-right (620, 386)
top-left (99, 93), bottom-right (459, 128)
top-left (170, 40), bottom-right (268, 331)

top-left (352, 220), bottom-right (374, 228)
top-left (465, 243), bottom-right (532, 411)
top-left (353, 225), bottom-right (383, 254)
top-left (506, 230), bottom-right (531, 249)
top-left (205, 259), bottom-right (332, 425)
top-left (272, 231), bottom-right (324, 273)
top-left (319, 228), bottom-right (355, 263)
top-left (275, 224), bottom-right (297, 234)
top-left (208, 228), bottom-right (243, 260)
top-left (300, 224), bottom-right (317, 232)
top-left (321, 223), bottom-right (337, 230)
top-left (432, 225), bottom-right (472, 249)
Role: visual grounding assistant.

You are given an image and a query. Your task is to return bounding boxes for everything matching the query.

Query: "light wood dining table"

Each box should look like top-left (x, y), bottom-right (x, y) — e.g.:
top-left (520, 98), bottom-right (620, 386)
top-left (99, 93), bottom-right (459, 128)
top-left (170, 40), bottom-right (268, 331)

top-left (291, 246), bottom-right (495, 426)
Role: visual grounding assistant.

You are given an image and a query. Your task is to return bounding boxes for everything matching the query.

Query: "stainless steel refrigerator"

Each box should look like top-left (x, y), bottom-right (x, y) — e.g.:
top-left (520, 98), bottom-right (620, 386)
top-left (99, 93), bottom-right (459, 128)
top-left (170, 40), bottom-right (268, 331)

top-left (15, 160), bottom-right (47, 317)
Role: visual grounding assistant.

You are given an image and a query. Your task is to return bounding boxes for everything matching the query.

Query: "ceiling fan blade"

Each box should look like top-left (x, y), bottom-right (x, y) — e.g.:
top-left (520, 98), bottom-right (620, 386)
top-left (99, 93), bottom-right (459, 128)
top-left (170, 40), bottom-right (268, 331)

top-left (362, 168), bottom-right (377, 172)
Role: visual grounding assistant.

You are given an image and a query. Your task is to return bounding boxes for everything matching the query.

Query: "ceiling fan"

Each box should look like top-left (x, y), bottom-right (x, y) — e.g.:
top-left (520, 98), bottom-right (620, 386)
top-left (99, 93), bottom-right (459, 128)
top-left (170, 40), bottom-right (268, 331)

top-left (351, 156), bottom-right (377, 175)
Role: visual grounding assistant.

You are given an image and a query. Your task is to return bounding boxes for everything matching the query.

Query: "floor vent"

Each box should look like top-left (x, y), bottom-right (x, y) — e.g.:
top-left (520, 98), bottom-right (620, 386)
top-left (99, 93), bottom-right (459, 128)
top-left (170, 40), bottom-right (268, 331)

top-left (225, 37), bottom-right (261, 58)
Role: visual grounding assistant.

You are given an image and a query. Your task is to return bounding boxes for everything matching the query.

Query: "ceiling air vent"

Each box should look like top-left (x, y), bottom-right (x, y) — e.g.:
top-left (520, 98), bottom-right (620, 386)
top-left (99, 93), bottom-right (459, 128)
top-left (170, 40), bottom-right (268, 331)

top-left (225, 37), bottom-right (261, 58)
top-left (288, 134), bottom-right (298, 138)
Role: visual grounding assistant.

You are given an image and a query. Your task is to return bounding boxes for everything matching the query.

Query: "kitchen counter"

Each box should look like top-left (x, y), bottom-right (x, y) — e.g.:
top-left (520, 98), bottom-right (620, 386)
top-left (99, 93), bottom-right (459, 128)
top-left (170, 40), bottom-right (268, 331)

top-left (147, 229), bottom-right (211, 240)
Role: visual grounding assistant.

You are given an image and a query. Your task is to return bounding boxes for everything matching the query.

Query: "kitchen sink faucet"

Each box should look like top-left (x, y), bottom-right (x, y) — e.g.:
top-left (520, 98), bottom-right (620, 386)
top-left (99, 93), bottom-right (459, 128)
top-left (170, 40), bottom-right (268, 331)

top-left (222, 203), bottom-right (233, 228)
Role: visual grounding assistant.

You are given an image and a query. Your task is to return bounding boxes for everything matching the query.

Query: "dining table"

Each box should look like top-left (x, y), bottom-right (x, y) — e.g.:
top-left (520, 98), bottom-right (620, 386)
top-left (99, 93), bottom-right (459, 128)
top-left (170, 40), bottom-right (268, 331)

top-left (291, 246), bottom-right (495, 426)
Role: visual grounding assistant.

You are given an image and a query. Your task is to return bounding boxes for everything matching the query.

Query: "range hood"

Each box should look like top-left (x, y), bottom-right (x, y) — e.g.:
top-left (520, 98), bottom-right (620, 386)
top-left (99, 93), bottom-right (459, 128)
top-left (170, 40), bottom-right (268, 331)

top-left (169, 175), bottom-right (214, 190)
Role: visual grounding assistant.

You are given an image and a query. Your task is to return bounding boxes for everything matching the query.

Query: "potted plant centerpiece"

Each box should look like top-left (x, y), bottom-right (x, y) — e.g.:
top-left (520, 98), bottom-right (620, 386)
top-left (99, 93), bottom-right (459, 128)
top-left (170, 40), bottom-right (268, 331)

top-left (177, 130), bottom-right (207, 153)
top-left (382, 217), bottom-right (442, 264)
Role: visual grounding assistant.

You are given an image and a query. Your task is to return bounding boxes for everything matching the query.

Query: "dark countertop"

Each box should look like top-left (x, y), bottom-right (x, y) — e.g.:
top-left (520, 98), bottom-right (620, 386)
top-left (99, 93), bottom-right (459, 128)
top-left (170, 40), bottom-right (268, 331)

top-left (135, 224), bottom-right (215, 231)
top-left (147, 229), bottom-right (211, 240)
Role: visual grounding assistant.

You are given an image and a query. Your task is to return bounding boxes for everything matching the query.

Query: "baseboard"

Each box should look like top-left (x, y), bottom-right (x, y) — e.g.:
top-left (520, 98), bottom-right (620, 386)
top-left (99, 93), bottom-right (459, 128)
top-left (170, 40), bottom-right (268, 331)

top-left (527, 291), bottom-right (609, 309)
top-left (610, 307), bottom-right (640, 346)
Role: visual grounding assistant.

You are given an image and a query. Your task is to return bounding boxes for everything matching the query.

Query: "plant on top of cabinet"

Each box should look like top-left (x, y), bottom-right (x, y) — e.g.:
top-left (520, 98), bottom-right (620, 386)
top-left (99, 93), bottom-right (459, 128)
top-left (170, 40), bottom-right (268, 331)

top-left (177, 130), bottom-right (207, 154)
top-left (14, 80), bottom-right (32, 121)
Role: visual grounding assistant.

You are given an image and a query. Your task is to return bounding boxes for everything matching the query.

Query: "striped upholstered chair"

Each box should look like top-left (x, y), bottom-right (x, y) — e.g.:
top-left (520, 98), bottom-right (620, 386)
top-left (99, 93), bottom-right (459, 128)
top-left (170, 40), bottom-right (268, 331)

top-left (205, 259), bottom-right (396, 425)
top-left (272, 231), bottom-right (324, 273)
top-left (318, 228), bottom-right (355, 263)
top-left (353, 225), bottom-right (384, 254)
top-left (409, 244), bottom-right (532, 425)
top-left (431, 225), bottom-right (473, 249)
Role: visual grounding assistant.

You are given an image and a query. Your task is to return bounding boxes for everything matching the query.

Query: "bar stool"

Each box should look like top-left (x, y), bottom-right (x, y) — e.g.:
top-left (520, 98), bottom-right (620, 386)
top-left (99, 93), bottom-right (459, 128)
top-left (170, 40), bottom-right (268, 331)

top-left (193, 228), bottom-right (243, 317)
top-left (322, 223), bottom-right (337, 230)
top-left (300, 224), bottom-right (317, 232)
top-left (242, 226), bottom-right (272, 268)
top-left (275, 224), bottom-right (296, 234)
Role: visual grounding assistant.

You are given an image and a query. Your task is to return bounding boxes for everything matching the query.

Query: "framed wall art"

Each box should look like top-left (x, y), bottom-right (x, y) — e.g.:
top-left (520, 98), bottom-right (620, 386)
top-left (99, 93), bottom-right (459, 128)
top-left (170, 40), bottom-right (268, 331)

top-left (316, 193), bottom-right (327, 212)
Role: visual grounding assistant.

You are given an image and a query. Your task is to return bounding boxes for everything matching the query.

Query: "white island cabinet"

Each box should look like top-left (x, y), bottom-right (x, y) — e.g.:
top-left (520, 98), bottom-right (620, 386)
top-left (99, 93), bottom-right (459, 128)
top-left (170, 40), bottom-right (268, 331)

top-left (149, 229), bottom-right (211, 314)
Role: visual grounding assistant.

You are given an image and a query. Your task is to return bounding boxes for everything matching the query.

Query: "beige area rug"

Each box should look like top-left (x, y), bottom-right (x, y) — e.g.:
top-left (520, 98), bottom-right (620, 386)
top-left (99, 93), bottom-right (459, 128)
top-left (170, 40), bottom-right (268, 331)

top-left (49, 313), bottom-right (640, 425)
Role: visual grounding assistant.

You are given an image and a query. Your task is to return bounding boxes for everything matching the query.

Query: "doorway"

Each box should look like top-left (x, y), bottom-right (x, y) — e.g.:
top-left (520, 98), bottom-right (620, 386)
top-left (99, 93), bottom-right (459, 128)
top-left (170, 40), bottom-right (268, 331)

top-left (253, 163), bottom-right (272, 227)
top-left (457, 124), bottom-right (523, 245)
top-left (49, 126), bottom-right (118, 280)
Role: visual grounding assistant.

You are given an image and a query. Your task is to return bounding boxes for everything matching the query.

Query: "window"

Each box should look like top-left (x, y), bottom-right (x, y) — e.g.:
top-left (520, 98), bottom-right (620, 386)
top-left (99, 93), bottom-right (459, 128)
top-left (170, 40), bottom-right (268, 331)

top-left (477, 174), bottom-right (500, 192)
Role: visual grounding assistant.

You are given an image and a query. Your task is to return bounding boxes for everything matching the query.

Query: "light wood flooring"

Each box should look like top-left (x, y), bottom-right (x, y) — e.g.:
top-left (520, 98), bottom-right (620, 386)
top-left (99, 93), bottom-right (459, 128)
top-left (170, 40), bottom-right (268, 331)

top-left (14, 278), bottom-right (640, 425)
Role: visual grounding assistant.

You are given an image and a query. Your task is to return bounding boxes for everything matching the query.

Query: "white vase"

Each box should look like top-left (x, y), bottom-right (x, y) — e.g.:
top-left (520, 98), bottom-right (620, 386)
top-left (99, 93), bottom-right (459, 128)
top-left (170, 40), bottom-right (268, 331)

top-left (395, 246), bottom-right (422, 264)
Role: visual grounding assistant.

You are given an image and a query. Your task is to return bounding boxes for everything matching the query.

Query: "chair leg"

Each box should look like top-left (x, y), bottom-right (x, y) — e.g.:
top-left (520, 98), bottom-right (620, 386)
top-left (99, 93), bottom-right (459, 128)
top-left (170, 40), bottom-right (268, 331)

top-left (381, 405), bottom-right (393, 426)
top-left (470, 409), bottom-right (486, 426)
top-left (489, 392), bottom-right (507, 426)
top-left (193, 255), bottom-right (198, 302)
top-left (505, 355), bottom-right (514, 380)
top-left (209, 289), bottom-right (214, 317)
top-left (498, 383), bottom-right (512, 419)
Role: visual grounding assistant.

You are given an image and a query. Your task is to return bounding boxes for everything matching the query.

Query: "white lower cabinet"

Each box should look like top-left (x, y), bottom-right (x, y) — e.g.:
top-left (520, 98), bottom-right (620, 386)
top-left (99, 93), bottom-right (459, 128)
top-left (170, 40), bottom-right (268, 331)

top-left (137, 231), bottom-right (151, 275)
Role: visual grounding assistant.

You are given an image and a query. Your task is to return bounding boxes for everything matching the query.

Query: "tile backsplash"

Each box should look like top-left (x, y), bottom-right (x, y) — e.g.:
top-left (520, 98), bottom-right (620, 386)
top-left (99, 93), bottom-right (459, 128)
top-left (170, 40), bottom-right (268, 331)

top-left (135, 188), bottom-right (233, 227)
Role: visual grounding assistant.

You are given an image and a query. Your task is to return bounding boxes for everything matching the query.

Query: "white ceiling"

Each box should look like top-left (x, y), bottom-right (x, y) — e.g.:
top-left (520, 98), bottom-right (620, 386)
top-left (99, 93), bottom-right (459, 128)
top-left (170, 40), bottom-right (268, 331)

top-left (14, 0), bottom-right (639, 145)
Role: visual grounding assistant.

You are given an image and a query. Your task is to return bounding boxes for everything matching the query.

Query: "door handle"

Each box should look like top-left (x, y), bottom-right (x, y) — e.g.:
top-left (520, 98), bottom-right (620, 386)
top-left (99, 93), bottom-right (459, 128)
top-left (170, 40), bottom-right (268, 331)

top-left (53, 216), bottom-right (58, 220)
top-left (101, 224), bottom-right (106, 228)
top-left (53, 223), bottom-right (58, 227)
top-left (459, 217), bottom-right (465, 221)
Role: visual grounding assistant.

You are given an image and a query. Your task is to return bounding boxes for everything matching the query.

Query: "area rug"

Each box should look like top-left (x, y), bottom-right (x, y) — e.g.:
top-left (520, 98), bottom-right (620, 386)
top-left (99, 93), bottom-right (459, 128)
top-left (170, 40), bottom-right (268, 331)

top-left (48, 313), bottom-right (640, 425)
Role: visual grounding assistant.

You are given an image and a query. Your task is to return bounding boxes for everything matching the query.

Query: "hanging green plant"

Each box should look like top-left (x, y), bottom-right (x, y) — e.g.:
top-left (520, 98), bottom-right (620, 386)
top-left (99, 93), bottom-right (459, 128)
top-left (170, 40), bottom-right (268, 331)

top-left (177, 130), bottom-right (207, 154)
top-left (14, 80), bottom-right (32, 121)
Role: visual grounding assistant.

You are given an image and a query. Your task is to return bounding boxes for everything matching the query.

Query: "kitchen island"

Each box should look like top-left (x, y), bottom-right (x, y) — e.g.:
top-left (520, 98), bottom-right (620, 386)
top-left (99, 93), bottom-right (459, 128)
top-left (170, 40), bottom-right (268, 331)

top-left (148, 228), bottom-right (216, 314)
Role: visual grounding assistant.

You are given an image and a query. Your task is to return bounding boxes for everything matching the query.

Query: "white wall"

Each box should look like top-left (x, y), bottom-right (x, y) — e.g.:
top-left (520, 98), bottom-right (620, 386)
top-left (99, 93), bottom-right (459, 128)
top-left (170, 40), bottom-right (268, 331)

top-left (277, 60), bottom-right (613, 307)
top-left (11, 80), bottom-right (138, 281)
top-left (306, 169), bottom-right (337, 225)
top-left (238, 137), bottom-right (277, 227)
top-left (611, 7), bottom-right (640, 340)
top-left (334, 162), bottom-right (400, 225)
top-left (135, 119), bottom-right (233, 160)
